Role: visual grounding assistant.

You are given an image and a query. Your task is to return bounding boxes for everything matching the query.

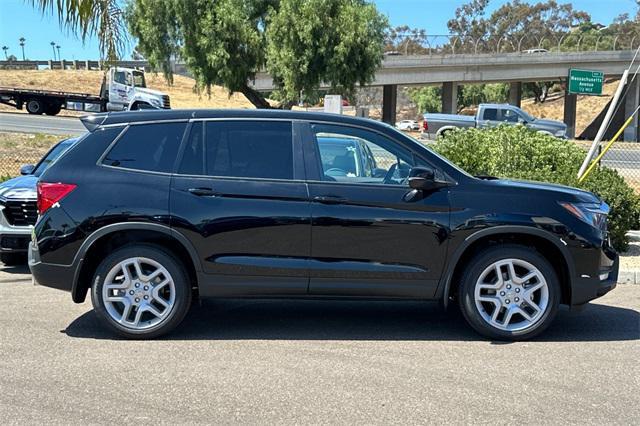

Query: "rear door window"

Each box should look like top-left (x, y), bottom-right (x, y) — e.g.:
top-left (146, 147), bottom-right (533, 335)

top-left (103, 122), bottom-right (187, 173)
top-left (178, 120), bottom-right (293, 180)
top-left (482, 108), bottom-right (498, 121)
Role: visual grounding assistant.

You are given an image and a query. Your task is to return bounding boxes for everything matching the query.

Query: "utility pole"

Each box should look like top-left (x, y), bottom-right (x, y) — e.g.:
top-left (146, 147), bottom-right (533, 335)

top-left (19, 37), bottom-right (25, 60)
top-left (50, 41), bottom-right (56, 61)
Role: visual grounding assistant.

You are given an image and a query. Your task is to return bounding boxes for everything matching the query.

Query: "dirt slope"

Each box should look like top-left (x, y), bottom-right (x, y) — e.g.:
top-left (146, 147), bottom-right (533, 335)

top-left (521, 80), bottom-right (619, 136)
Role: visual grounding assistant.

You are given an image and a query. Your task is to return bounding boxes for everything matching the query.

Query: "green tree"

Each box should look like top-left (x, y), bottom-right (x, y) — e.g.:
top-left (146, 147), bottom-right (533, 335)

top-left (447, 0), bottom-right (590, 53)
top-left (126, 0), bottom-right (387, 109)
top-left (407, 86), bottom-right (441, 113)
top-left (409, 83), bottom-right (510, 114)
top-left (29, 0), bottom-right (126, 61)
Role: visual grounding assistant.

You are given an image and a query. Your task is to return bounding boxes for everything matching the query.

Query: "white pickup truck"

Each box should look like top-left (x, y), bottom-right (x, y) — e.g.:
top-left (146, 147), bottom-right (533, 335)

top-left (422, 103), bottom-right (568, 139)
top-left (0, 67), bottom-right (170, 115)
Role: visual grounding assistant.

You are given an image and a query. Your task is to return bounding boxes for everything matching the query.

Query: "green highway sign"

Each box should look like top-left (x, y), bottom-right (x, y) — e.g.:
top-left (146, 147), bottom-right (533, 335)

top-left (568, 69), bottom-right (604, 95)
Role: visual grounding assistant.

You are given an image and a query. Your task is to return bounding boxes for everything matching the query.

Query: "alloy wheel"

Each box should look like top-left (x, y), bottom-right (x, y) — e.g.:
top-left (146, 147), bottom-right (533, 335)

top-left (473, 258), bottom-right (549, 332)
top-left (102, 257), bottom-right (176, 330)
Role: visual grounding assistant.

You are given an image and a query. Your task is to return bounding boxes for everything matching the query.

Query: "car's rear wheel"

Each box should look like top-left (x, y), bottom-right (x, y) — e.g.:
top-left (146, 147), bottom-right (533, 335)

top-left (91, 244), bottom-right (192, 339)
top-left (458, 245), bottom-right (560, 341)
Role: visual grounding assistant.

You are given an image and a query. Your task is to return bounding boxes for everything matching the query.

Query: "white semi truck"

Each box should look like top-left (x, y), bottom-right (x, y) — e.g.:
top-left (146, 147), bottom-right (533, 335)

top-left (0, 67), bottom-right (170, 115)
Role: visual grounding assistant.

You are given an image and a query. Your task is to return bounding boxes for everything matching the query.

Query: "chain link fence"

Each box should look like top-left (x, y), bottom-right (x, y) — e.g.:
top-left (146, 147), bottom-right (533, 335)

top-left (0, 133), bottom-right (60, 180)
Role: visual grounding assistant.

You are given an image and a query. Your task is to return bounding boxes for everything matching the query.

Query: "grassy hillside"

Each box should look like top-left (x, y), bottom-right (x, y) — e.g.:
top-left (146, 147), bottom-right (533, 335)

top-left (0, 69), bottom-right (258, 114)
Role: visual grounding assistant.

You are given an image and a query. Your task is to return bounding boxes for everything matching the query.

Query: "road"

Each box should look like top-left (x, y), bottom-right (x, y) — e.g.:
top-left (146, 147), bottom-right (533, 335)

top-left (0, 112), bottom-right (85, 135)
top-left (0, 264), bottom-right (638, 424)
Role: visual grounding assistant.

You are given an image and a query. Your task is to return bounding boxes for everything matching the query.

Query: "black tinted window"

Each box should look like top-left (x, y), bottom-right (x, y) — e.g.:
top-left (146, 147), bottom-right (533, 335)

top-left (178, 121), bottom-right (293, 180)
top-left (483, 108), bottom-right (498, 120)
top-left (103, 122), bottom-right (186, 172)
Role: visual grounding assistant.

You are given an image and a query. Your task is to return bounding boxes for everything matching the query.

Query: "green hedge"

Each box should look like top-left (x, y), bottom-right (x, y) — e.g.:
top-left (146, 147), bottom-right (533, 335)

top-left (431, 126), bottom-right (640, 251)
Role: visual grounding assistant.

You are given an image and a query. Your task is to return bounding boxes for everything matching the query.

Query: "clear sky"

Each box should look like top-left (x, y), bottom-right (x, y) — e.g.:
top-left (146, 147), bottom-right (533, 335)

top-left (0, 0), bottom-right (637, 60)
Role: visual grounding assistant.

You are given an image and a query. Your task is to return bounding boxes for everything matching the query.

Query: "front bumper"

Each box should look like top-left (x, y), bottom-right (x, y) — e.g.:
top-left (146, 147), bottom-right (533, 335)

top-left (571, 250), bottom-right (619, 306)
top-left (0, 204), bottom-right (32, 254)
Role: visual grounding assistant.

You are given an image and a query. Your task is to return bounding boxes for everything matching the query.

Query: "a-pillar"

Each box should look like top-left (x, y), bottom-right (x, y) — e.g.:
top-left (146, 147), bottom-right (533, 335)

top-left (382, 84), bottom-right (397, 125)
top-left (624, 76), bottom-right (639, 142)
top-left (509, 82), bottom-right (522, 108)
top-left (563, 91), bottom-right (577, 140)
top-left (442, 82), bottom-right (458, 114)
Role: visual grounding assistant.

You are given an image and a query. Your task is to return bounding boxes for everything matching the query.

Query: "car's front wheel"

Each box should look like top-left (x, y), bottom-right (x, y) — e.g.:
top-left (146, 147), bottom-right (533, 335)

top-left (458, 245), bottom-right (560, 341)
top-left (91, 244), bottom-right (192, 339)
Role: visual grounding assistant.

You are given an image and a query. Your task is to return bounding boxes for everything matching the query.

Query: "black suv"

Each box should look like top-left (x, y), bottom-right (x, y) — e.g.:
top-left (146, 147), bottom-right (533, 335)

top-left (29, 110), bottom-right (618, 340)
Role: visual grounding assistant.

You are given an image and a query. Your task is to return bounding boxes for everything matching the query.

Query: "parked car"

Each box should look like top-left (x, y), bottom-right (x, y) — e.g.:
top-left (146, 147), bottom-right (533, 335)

top-left (422, 103), bottom-right (568, 139)
top-left (0, 137), bottom-right (78, 265)
top-left (29, 110), bottom-right (617, 340)
top-left (396, 120), bottom-right (420, 131)
top-left (522, 48), bottom-right (548, 54)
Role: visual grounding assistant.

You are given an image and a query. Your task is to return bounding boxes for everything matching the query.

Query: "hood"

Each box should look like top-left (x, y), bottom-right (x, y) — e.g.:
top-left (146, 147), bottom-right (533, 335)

top-left (135, 87), bottom-right (166, 97)
top-left (484, 178), bottom-right (599, 203)
top-left (532, 118), bottom-right (566, 130)
top-left (0, 175), bottom-right (38, 200)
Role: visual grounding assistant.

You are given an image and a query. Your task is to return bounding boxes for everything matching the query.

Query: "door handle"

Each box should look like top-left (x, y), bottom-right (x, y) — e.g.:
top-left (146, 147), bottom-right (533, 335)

top-left (313, 195), bottom-right (347, 204)
top-left (188, 187), bottom-right (217, 197)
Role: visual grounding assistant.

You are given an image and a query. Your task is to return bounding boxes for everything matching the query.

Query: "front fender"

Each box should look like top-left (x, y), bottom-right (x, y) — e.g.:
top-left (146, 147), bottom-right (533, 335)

top-left (437, 225), bottom-right (575, 308)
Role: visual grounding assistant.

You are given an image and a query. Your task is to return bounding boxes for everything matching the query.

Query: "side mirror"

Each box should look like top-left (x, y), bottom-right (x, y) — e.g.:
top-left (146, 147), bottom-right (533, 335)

top-left (407, 166), bottom-right (449, 191)
top-left (20, 164), bottom-right (35, 175)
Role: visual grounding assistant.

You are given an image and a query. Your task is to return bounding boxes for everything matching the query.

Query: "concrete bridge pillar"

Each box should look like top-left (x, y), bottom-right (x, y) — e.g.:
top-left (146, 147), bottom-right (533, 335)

top-left (382, 84), bottom-right (398, 125)
top-left (442, 82), bottom-right (458, 114)
top-left (623, 76), bottom-right (639, 142)
top-left (563, 91), bottom-right (577, 139)
top-left (509, 82), bottom-right (522, 108)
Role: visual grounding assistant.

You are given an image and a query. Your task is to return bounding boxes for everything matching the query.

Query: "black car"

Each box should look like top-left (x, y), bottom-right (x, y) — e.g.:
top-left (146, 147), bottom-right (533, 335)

top-left (0, 137), bottom-right (78, 265)
top-left (29, 110), bottom-right (618, 340)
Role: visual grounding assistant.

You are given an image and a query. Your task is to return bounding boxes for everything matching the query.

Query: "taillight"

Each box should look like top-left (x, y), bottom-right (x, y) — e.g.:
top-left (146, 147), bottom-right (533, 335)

top-left (422, 119), bottom-right (428, 131)
top-left (37, 182), bottom-right (77, 215)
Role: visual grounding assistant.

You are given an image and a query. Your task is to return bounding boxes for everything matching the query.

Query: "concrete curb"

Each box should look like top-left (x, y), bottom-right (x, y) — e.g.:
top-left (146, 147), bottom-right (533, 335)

top-left (617, 270), bottom-right (640, 284)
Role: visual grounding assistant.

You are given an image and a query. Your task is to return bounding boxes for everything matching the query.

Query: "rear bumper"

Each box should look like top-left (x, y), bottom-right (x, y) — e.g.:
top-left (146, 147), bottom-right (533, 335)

top-left (28, 241), bottom-right (75, 293)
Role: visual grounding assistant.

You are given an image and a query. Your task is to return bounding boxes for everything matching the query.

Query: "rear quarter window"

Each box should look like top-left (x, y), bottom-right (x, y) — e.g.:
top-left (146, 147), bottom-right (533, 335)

top-left (102, 122), bottom-right (187, 173)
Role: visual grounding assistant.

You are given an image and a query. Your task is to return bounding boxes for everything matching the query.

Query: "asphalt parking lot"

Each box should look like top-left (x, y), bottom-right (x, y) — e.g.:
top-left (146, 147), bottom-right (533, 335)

top-left (1, 264), bottom-right (638, 424)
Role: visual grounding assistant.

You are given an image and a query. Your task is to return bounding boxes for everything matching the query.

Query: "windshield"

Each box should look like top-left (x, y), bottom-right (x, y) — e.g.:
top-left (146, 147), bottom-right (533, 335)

top-left (33, 140), bottom-right (75, 177)
top-left (132, 71), bottom-right (146, 88)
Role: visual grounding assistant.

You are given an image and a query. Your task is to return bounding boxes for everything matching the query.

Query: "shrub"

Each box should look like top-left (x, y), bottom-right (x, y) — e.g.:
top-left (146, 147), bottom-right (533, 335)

top-left (431, 125), bottom-right (640, 251)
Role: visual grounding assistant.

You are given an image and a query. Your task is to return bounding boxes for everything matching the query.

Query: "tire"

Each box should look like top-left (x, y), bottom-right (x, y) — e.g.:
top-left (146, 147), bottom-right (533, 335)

top-left (458, 244), bottom-right (560, 341)
top-left (26, 99), bottom-right (45, 114)
top-left (91, 244), bottom-right (192, 339)
top-left (0, 253), bottom-right (25, 266)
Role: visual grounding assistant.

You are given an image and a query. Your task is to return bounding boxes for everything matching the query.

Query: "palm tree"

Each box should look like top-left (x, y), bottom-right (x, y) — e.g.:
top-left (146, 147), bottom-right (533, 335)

top-left (19, 37), bottom-right (26, 60)
top-left (29, 0), bottom-right (126, 62)
top-left (56, 45), bottom-right (62, 61)
top-left (50, 41), bottom-right (57, 60)
top-left (2, 46), bottom-right (8, 60)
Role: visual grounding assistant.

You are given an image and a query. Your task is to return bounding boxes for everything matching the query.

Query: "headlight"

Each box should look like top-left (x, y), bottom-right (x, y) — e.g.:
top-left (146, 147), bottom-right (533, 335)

top-left (555, 129), bottom-right (566, 137)
top-left (559, 201), bottom-right (609, 229)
